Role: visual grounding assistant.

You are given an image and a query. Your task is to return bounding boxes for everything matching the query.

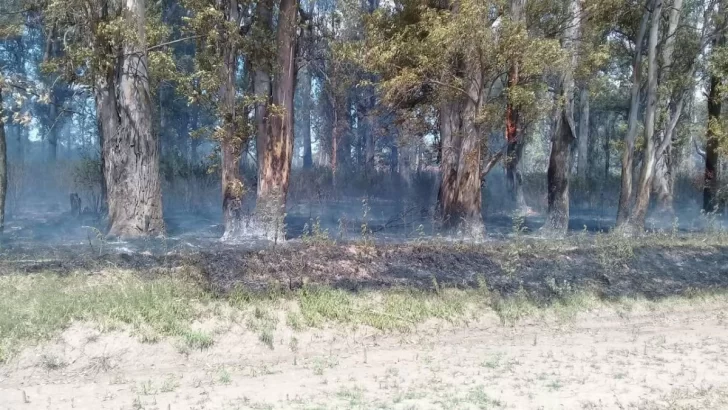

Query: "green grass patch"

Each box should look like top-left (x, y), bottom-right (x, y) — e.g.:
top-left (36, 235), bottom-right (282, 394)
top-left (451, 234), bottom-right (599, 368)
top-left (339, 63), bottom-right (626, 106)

top-left (2, 256), bottom-right (728, 364)
top-left (0, 272), bottom-right (212, 362)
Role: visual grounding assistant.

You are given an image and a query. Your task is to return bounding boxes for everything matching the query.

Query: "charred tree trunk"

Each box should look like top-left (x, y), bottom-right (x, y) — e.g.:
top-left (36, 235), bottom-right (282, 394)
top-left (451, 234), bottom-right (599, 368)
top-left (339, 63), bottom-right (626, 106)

top-left (704, 71), bottom-right (722, 212)
top-left (630, 0), bottom-right (663, 230)
top-left (545, 0), bottom-right (580, 234)
top-left (616, 7), bottom-right (649, 227)
top-left (577, 87), bottom-right (589, 180)
top-left (257, 0), bottom-right (298, 238)
top-left (0, 87), bottom-right (7, 233)
top-left (104, 0), bottom-right (164, 237)
top-left (219, 0), bottom-right (245, 239)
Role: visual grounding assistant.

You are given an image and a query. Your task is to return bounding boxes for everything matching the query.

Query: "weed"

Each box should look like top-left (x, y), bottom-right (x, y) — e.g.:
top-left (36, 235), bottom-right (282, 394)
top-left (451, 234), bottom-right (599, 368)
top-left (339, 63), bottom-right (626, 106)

top-left (40, 353), bottom-right (67, 371)
top-left (302, 217), bottom-right (333, 246)
top-left (182, 330), bottom-right (214, 350)
top-left (218, 367), bottom-right (232, 385)
top-left (259, 329), bottom-right (274, 349)
top-left (138, 380), bottom-right (157, 396)
top-left (286, 311), bottom-right (304, 331)
top-left (160, 375), bottom-right (179, 392)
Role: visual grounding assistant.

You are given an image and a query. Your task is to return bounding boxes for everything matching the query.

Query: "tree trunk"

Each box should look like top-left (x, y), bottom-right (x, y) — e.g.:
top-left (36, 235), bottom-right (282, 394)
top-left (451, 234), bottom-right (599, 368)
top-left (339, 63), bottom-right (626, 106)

top-left (300, 68), bottom-right (313, 169)
top-left (577, 87), bottom-right (589, 180)
top-left (630, 0), bottom-right (663, 230)
top-left (105, 0), bottom-right (164, 237)
top-left (652, 144), bottom-right (674, 214)
top-left (390, 142), bottom-right (399, 173)
top-left (437, 71), bottom-right (484, 236)
top-left (0, 87), bottom-right (7, 233)
top-left (94, 66), bottom-right (119, 217)
top-left (437, 102), bottom-right (461, 227)
top-left (704, 5), bottom-right (725, 213)
top-left (505, 0), bottom-right (527, 212)
top-left (616, 7), bottom-right (649, 227)
top-left (365, 109), bottom-right (376, 173)
top-left (506, 138), bottom-right (526, 211)
top-left (704, 71), bottom-right (722, 212)
top-left (331, 93), bottom-right (349, 181)
top-left (43, 28), bottom-right (61, 162)
top-left (254, 0), bottom-right (273, 195)
top-left (505, 61), bottom-right (525, 211)
top-left (257, 0), bottom-right (298, 239)
top-left (189, 108), bottom-right (199, 163)
top-left (604, 115), bottom-right (611, 180)
top-left (219, 0), bottom-right (244, 239)
top-left (651, 0), bottom-right (683, 217)
top-left (47, 93), bottom-right (59, 161)
top-left (453, 92), bottom-right (483, 235)
top-left (545, 0), bottom-right (580, 234)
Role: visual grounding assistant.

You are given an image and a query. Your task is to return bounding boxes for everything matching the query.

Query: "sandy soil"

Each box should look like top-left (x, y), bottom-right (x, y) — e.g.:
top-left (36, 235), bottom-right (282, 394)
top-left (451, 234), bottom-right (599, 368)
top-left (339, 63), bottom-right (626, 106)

top-left (2, 303), bottom-right (728, 410)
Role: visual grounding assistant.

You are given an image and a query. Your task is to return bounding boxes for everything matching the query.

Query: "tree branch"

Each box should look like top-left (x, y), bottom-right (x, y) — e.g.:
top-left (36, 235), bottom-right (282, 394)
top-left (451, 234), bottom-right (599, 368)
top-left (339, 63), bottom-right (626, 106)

top-left (146, 35), bottom-right (203, 52)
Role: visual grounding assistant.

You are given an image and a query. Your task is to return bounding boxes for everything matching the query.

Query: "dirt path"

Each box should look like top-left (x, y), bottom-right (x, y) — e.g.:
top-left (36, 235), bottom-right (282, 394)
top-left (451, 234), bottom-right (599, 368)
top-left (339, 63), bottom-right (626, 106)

top-left (2, 304), bottom-right (728, 410)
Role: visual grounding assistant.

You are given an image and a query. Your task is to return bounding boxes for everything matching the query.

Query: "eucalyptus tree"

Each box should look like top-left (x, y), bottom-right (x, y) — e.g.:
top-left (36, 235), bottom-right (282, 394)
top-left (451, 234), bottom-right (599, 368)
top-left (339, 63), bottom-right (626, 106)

top-left (28, 0), bottom-right (173, 236)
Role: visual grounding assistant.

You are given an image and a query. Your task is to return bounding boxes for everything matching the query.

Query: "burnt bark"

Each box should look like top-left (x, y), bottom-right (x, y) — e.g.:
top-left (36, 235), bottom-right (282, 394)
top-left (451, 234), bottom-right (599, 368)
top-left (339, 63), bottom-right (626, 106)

top-left (545, 0), bottom-right (580, 234)
top-left (0, 87), bottom-right (6, 233)
top-left (256, 0), bottom-right (299, 237)
top-left (616, 6), bottom-right (649, 227)
top-left (104, 0), bottom-right (164, 237)
top-left (704, 71), bottom-right (722, 212)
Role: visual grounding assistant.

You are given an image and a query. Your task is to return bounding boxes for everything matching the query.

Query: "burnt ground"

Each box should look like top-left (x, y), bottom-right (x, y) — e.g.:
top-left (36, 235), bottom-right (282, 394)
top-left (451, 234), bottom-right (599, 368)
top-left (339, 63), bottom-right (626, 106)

top-left (1, 198), bottom-right (727, 308)
top-left (1, 235), bottom-right (727, 306)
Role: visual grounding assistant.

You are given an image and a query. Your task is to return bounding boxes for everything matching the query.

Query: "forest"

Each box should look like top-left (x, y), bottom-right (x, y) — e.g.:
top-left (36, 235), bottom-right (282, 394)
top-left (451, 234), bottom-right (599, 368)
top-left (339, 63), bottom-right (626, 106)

top-left (0, 0), bottom-right (726, 243)
top-left (5, 1), bottom-right (728, 408)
